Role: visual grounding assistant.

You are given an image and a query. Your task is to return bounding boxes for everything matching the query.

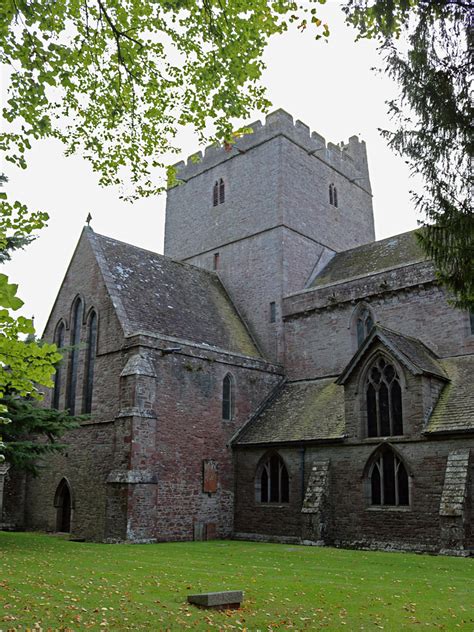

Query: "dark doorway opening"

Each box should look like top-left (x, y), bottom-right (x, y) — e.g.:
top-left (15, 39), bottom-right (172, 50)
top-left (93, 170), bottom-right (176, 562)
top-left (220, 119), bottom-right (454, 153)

top-left (54, 479), bottom-right (72, 533)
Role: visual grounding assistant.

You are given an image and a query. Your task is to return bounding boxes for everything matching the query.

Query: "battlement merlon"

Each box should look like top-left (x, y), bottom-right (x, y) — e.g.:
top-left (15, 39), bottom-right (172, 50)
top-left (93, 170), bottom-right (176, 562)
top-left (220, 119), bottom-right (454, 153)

top-left (171, 109), bottom-right (372, 194)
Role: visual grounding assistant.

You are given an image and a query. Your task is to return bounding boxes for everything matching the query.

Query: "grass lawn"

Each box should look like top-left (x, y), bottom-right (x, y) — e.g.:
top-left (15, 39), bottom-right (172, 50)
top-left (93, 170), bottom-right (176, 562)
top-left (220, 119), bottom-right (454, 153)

top-left (0, 532), bottom-right (472, 631)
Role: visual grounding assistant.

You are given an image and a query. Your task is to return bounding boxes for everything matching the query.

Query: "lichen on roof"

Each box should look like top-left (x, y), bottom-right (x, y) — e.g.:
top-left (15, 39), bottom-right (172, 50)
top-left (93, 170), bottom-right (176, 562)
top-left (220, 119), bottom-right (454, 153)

top-left (311, 230), bottom-right (427, 288)
top-left (235, 378), bottom-right (345, 445)
top-left (425, 355), bottom-right (474, 434)
top-left (87, 230), bottom-right (259, 358)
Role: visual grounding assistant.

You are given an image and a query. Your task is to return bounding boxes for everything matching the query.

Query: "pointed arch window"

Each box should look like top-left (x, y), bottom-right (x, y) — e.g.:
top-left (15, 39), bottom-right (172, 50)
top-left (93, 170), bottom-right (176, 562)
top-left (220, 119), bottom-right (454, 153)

top-left (52, 322), bottom-right (65, 409)
top-left (66, 297), bottom-right (83, 414)
top-left (356, 307), bottom-right (374, 347)
top-left (222, 373), bottom-right (234, 420)
top-left (213, 178), bottom-right (225, 206)
top-left (257, 454), bottom-right (289, 503)
top-left (329, 183), bottom-right (338, 207)
top-left (82, 310), bottom-right (97, 414)
top-left (368, 447), bottom-right (409, 506)
top-left (366, 357), bottom-right (403, 437)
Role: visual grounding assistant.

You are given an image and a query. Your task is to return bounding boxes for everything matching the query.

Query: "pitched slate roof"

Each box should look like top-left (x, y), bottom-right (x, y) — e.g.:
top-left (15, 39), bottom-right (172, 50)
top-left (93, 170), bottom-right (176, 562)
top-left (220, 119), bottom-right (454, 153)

top-left (86, 229), bottom-right (259, 357)
top-left (311, 230), bottom-right (427, 288)
top-left (234, 378), bottom-right (345, 445)
top-left (337, 325), bottom-right (447, 384)
top-left (425, 355), bottom-right (474, 434)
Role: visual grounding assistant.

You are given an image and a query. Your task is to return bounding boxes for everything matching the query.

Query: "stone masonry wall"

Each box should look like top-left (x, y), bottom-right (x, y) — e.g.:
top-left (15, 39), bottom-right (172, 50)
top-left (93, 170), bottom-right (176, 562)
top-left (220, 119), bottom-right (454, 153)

top-left (283, 275), bottom-right (474, 381)
top-left (4, 231), bottom-right (125, 540)
top-left (123, 341), bottom-right (283, 542)
top-left (234, 437), bottom-right (473, 552)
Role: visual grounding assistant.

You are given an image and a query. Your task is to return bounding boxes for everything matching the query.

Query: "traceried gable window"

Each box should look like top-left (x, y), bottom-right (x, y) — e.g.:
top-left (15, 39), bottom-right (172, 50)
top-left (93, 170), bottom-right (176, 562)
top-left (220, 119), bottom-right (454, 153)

top-left (257, 453), bottom-right (289, 504)
top-left (213, 178), bottom-right (225, 206)
top-left (222, 373), bottom-right (234, 421)
top-left (368, 447), bottom-right (409, 507)
top-left (356, 307), bottom-right (374, 347)
top-left (366, 357), bottom-right (403, 437)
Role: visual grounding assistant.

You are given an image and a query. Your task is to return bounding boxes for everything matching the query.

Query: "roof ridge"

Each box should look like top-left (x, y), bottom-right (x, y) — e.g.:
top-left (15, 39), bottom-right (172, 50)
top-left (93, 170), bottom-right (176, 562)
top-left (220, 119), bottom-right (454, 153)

top-left (90, 230), bottom-right (222, 279)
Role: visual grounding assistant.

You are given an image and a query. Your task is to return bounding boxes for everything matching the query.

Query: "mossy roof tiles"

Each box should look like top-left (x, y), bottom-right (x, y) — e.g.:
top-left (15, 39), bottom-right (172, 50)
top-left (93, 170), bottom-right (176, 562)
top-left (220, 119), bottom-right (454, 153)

top-left (235, 379), bottom-right (345, 445)
top-left (311, 230), bottom-right (426, 288)
top-left (87, 230), bottom-right (260, 357)
top-left (337, 325), bottom-right (447, 384)
top-left (426, 355), bottom-right (474, 434)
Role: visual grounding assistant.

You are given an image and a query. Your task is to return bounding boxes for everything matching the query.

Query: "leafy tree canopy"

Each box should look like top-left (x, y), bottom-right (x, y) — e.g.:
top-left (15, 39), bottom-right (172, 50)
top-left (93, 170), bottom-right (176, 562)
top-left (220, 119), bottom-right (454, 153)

top-left (1, 0), bottom-right (328, 461)
top-left (2, 0), bottom-right (327, 199)
top-left (344, 0), bottom-right (473, 309)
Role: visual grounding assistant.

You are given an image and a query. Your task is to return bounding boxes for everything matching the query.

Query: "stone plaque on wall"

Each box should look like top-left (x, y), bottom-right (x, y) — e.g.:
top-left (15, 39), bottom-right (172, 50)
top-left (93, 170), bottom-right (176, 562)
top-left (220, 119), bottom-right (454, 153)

top-left (203, 460), bottom-right (218, 493)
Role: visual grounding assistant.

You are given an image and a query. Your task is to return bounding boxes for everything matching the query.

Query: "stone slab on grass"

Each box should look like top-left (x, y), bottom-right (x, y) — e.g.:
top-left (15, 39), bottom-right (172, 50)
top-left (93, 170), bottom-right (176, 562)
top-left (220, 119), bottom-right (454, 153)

top-left (187, 590), bottom-right (243, 609)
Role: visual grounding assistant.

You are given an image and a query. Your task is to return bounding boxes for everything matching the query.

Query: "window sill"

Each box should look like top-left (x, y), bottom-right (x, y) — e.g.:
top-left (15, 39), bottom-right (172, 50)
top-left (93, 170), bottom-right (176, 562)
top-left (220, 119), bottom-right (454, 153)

top-left (363, 435), bottom-right (406, 442)
top-left (366, 505), bottom-right (411, 512)
top-left (255, 503), bottom-right (290, 508)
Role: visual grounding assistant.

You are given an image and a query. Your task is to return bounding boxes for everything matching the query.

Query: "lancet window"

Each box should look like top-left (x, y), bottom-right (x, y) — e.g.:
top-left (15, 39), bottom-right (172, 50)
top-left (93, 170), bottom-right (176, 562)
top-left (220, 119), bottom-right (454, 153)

top-left (66, 297), bottom-right (83, 414)
top-left (82, 310), bottom-right (97, 414)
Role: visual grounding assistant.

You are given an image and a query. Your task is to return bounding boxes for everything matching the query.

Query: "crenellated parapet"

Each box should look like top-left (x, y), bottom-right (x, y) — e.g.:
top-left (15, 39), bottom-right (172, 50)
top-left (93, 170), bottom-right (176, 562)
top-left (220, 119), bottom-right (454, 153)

top-left (172, 109), bottom-right (370, 191)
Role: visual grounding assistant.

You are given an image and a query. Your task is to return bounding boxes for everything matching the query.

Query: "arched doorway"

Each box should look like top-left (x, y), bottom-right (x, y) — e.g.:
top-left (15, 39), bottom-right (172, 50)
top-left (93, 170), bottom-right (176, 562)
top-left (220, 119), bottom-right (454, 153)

top-left (54, 479), bottom-right (72, 532)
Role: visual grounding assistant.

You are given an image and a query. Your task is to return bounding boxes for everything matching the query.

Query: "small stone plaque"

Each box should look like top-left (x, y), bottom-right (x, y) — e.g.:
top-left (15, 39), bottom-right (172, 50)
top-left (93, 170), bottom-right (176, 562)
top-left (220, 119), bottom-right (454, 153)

top-left (187, 590), bottom-right (243, 609)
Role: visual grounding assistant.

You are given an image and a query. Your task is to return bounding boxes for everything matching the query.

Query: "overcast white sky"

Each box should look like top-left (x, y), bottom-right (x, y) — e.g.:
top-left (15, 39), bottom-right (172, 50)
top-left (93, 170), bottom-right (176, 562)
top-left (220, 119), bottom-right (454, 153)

top-left (3, 1), bottom-right (423, 333)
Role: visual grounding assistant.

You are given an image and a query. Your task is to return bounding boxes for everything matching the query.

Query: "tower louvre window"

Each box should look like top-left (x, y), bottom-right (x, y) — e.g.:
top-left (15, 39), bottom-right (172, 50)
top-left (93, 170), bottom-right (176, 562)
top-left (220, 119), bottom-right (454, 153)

top-left (213, 178), bottom-right (225, 206)
top-left (329, 183), bottom-right (338, 207)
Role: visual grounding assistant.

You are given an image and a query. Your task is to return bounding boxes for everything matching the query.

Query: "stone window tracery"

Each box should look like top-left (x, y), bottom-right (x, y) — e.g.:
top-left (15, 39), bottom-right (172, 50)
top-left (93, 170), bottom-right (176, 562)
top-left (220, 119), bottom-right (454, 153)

top-left (222, 373), bottom-right (234, 420)
top-left (258, 453), bottom-right (289, 504)
top-left (366, 357), bottom-right (403, 437)
top-left (368, 447), bottom-right (409, 507)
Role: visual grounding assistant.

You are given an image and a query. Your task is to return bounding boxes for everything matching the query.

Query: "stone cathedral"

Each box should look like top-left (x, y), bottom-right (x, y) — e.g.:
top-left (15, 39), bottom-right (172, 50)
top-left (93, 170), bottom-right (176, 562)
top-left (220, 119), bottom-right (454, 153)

top-left (3, 110), bottom-right (473, 555)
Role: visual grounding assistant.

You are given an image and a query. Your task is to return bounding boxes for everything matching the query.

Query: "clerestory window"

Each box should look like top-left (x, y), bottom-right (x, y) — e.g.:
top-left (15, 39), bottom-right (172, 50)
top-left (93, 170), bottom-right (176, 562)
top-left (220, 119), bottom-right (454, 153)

top-left (368, 447), bottom-right (409, 507)
top-left (356, 307), bottom-right (374, 347)
top-left (366, 357), bottom-right (403, 437)
top-left (257, 453), bottom-right (289, 504)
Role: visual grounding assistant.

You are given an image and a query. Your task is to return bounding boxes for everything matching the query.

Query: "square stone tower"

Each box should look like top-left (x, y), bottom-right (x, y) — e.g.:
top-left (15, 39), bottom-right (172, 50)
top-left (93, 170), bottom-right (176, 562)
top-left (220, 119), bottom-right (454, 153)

top-left (164, 109), bottom-right (375, 361)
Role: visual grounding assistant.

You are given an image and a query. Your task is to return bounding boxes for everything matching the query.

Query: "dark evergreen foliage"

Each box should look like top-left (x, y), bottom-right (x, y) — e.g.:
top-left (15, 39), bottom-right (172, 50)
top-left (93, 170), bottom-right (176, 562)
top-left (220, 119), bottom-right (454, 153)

top-left (344, 0), bottom-right (473, 308)
top-left (0, 394), bottom-right (80, 474)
